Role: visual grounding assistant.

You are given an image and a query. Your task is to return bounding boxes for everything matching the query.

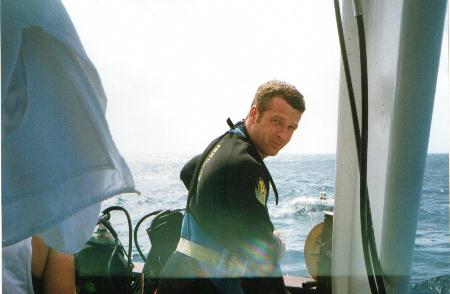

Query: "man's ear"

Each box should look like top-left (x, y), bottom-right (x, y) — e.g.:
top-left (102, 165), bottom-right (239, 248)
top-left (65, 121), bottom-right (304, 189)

top-left (247, 105), bottom-right (258, 124)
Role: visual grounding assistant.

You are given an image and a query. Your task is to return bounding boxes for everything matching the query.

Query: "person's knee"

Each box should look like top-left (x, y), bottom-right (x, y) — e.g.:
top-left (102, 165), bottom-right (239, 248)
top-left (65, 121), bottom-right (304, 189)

top-left (31, 236), bottom-right (76, 294)
top-left (31, 236), bottom-right (49, 279)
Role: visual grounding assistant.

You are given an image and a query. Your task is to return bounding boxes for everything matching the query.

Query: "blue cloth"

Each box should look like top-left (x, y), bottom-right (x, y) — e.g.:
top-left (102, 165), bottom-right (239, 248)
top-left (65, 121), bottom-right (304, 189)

top-left (1, 0), bottom-right (136, 251)
top-left (2, 238), bottom-right (34, 294)
top-left (169, 213), bottom-right (245, 293)
top-left (228, 125), bottom-right (246, 138)
top-left (179, 212), bottom-right (280, 283)
top-left (181, 212), bottom-right (226, 254)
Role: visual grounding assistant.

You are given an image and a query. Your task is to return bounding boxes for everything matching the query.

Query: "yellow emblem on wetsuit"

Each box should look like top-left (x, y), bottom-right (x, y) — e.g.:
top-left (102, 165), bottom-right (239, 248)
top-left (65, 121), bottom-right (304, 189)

top-left (255, 177), bottom-right (267, 205)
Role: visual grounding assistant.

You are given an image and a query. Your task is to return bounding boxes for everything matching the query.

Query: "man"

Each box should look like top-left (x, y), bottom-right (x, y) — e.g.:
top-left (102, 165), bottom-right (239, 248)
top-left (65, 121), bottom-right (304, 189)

top-left (158, 80), bottom-right (305, 294)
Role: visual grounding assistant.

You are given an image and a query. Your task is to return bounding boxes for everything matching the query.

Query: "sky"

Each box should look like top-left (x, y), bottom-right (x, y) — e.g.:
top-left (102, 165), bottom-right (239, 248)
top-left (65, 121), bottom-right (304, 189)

top-left (62, 0), bottom-right (448, 155)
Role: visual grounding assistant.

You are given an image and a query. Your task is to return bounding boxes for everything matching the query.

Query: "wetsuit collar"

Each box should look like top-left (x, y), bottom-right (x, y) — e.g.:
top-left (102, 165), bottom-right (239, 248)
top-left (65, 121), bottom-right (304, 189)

top-left (228, 118), bottom-right (280, 205)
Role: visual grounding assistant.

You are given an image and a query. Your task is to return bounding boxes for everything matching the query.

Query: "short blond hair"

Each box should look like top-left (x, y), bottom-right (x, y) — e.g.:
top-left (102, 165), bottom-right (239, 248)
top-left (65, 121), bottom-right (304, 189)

top-left (252, 80), bottom-right (305, 113)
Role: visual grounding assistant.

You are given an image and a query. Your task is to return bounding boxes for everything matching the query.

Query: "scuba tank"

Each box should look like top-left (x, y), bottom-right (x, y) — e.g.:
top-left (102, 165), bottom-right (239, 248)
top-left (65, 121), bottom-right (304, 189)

top-left (75, 209), bottom-right (134, 294)
top-left (133, 209), bottom-right (184, 294)
top-left (75, 206), bottom-right (184, 294)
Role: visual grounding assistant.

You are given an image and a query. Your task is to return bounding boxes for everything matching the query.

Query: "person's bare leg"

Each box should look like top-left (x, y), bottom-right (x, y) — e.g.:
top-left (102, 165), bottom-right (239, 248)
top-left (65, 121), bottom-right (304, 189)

top-left (32, 236), bottom-right (76, 294)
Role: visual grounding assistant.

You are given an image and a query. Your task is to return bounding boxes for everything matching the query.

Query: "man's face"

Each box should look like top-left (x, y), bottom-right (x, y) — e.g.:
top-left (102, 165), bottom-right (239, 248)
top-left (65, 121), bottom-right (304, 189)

top-left (246, 96), bottom-right (302, 158)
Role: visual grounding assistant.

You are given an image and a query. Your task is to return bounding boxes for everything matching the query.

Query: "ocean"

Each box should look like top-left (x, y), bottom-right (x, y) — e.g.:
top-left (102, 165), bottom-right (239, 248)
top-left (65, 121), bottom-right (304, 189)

top-left (102, 153), bottom-right (449, 289)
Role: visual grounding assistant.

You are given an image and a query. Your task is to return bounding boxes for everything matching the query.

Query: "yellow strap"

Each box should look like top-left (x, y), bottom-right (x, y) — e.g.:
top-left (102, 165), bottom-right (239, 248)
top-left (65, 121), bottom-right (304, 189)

top-left (177, 238), bottom-right (221, 266)
top-left (176, 238), bottom-right (247, 276)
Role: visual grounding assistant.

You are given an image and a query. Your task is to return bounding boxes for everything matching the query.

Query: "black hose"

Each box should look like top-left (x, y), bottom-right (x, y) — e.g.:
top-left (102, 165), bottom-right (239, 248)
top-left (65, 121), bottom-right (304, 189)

top-left (102, 206), bottom-right (133, 264)
top-left (356, 13), bottom-right (380, 294)
top-left (133, 208), bottom-right (186, 262)
top-left (333, 0), bottom-right (362, 154)
top-left (356, 13), bottom-right (387, 294)
top-left (101, 221), bottom-right (120, 277)
top-left (333, 1), bottom-right (386, 293)
top-left (133, 209), bottom-right (164, 261)
top-left (100, 219), bottom-right (132, 294)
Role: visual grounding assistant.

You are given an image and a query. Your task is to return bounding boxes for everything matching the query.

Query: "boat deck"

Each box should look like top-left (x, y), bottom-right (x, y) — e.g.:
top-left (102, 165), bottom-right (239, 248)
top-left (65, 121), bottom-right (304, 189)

top-left (133, 262), bottom-right (317, 293)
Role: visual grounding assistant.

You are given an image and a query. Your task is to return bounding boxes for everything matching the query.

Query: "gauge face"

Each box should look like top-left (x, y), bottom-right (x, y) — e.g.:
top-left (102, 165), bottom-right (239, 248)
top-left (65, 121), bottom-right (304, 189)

top-left (304, 222), bottom-right (324, 280)
top-left (304, 221), bottom-right (333, 281)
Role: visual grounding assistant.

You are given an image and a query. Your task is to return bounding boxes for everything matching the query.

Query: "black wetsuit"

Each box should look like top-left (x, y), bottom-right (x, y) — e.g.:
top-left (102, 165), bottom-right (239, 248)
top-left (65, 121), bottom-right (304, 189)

top-left (158, 121), bottom-right (286, 294)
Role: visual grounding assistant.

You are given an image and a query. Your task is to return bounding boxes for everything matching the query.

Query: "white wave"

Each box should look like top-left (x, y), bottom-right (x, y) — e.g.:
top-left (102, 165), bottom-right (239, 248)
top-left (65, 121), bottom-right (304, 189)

top-left (290, 195), bottom-right (335, 214)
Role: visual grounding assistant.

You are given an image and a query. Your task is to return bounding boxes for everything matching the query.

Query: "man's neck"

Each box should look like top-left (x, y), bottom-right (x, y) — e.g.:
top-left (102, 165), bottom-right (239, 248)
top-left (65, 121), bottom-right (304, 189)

top-left (243, 119), bottom-right (265, 159)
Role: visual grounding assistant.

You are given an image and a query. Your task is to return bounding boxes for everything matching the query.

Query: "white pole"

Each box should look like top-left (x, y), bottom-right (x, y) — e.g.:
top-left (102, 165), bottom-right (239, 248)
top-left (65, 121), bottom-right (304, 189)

top-left (381, 1), bottom-right (447, 293)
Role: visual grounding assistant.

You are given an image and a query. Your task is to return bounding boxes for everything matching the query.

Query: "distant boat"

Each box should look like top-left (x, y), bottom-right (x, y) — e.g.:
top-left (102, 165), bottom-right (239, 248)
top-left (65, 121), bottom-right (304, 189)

top-left (290, 194), bottom-right (334, 214)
